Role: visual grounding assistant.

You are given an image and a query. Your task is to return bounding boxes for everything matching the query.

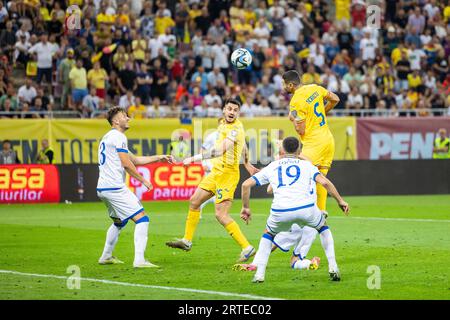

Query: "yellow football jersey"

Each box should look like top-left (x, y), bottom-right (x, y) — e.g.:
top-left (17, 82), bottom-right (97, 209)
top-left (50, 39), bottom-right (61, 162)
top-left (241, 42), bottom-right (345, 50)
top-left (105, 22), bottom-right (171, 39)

top-left (211, 119), bottom-right (245, 173)
top-left (289, 84), bottom-right (333, 148)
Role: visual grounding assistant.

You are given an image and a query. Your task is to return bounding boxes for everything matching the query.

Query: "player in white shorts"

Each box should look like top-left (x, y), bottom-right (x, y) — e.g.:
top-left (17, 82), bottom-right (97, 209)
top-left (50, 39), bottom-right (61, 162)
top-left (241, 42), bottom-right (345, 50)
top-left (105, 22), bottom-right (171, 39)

top-left (239, 137), bottom-right (349, 283)
top-left (199, 129), bottom-right (219, 213)
top-left (97, 107), bottom-right (172, 268)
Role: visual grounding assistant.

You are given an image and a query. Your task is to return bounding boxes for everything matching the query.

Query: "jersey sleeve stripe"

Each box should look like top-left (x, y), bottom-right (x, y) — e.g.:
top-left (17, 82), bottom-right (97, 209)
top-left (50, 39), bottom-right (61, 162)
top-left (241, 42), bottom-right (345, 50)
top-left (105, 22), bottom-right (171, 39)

top-left (313, 172), bottom-right (320, 182)
top-left (116, 148), bottom-right (128, 153)
top-left (252, 176), bottom-right (261, 186)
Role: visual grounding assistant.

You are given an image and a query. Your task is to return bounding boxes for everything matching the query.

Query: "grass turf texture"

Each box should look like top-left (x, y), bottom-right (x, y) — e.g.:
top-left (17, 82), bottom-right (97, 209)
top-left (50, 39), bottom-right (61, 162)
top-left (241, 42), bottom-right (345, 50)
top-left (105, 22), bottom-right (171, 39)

top-left (0, 195), bottom-right (449, 300)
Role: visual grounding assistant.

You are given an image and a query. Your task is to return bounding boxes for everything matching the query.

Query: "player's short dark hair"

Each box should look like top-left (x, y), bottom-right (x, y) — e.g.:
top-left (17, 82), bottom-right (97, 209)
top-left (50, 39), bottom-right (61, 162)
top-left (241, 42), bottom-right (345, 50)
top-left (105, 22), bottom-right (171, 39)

top-left (282, 136), bottom-right (302, 154)
top-left (222, 98), bottom-right (241, 109)
top-left (107, 106), bottom-right (126, 125)
top-left (282, 70), bottom-right (301, 85)
top-left (2, 139), bottom-right (11, 145)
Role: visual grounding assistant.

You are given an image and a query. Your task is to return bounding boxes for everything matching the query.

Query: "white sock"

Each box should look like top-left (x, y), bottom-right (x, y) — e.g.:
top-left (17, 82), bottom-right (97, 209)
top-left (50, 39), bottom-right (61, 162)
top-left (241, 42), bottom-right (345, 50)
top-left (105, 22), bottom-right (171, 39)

top-left (200, 196), bottom-right (215, 211)
top-left (292, 259), bottom-right (311, 270)
top-left (100, 224), bottom-right (121, 260)
top-left (133, 222), bottom-right (149, 265)
top-left (294, 227), bottom-right (318, 259)
top-left (254, 235), bottom-right (273, 279)
top-left (319, 228), bottom-right (338, 271)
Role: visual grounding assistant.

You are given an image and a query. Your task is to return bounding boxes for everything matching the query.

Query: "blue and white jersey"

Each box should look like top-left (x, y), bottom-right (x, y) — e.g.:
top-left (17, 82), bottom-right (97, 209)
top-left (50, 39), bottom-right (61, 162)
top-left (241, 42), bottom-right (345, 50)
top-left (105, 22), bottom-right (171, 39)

top-left (252, 157), bottom-right (320, 211)
top-left (97, 129), bottom-right (129, 190)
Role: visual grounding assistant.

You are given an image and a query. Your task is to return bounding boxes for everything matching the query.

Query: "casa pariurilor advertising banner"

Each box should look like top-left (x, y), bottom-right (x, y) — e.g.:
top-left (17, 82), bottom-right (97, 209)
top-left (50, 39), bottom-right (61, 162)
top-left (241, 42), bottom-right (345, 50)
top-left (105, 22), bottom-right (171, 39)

top-left (127, 163), bottom-right (204, 201)
top-left (0, 165), bottom-right (60, 203)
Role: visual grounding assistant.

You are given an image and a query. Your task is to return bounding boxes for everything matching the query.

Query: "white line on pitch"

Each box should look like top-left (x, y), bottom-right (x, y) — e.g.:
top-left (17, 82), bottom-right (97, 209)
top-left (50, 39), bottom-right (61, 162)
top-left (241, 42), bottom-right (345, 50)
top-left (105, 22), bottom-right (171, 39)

top-left (235, 212), bottom-right (450, 223)
top-left (0, 269), bottom-right (283, 300)
top-left (330, 216), bottom-right (450, 223)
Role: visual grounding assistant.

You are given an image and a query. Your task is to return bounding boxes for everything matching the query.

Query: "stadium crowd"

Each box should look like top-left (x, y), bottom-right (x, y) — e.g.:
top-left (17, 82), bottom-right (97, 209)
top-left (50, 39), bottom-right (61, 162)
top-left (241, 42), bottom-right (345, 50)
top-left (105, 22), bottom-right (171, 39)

top-left (0, 0), bottom-right (449, 119)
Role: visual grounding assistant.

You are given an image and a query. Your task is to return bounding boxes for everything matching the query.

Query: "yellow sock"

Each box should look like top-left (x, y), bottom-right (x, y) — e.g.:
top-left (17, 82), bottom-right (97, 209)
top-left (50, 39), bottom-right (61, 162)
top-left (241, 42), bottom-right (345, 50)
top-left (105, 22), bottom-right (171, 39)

top-left (224, 221), bottom-right (250, 249)
top-left (316, 168), bottom-right (329, 211)
top-left (183, 208), bottom-right (201, 242)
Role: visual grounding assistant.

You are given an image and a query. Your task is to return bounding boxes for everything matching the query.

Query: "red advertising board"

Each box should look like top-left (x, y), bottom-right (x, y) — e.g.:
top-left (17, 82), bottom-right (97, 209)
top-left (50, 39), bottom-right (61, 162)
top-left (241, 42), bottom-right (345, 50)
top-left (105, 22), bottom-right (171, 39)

top-left (357, 118), bottom-right (450, 159)
top-left (0, 165), bottom-right (60, 203)
top-left (127, 163), bottom-right (204, 201)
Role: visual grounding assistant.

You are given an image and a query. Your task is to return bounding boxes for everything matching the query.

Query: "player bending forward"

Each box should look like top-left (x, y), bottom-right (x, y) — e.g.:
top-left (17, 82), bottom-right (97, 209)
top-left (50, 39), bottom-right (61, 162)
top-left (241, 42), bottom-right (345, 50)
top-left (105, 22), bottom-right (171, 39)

top-left (97, 107), bottom-right (172, 268)
top-left (240, 137), bottom-right (349, 282)
top-left (166, 99), bottom-right (259, 262)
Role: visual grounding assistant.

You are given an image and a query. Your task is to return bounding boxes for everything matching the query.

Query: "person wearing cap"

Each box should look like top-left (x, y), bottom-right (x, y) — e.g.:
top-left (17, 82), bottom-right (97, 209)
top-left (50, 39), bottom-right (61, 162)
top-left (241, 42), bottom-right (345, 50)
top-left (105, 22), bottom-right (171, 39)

top-left (58, 48), bottom-right (76, 109)
top-left (433, 128), bottom-right (450, 159)
top-left (14, 34), bottom-right (31, 67)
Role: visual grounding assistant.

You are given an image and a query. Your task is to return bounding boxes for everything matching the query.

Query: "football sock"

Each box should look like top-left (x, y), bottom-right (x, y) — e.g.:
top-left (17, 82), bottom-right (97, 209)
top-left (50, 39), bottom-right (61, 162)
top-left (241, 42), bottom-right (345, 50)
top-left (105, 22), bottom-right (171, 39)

top-left (292, 259), bottom-right (312, 270)
top-left (224, 221), bottom-right (250, 249)
top-left (254, 234), bottom-right (273, 279)
top-left (100, 223), bottom-right (121, 260)
top-left (319, 228), bottom-right (338, 271)
top-left (183, 208), bottom-right (201, 242)
top-left (317, 167), bottom-right (329, 211)
top-left (134, 220), bottom-right (149, 265)
top-left (294, 227), bottom-right (318, 259)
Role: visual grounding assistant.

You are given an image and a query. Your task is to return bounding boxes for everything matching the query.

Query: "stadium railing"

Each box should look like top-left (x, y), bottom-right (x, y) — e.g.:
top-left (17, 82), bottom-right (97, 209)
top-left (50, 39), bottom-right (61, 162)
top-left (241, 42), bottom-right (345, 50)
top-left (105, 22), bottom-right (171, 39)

top-left (2, 108), bottom-right (448, 119)
top-left (0, 111), bottom-right (83, 118)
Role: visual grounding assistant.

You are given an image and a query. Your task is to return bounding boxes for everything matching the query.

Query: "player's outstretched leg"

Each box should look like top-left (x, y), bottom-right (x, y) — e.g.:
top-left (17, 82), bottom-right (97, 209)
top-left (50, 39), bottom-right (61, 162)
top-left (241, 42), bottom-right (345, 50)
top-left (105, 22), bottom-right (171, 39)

top-left (292, 226), bottom-right (318, 261)
top-left (133, 214), bottom-right (158, 268)
top-left (99, 223), bottom-right (124, 265)
top-left (316, 167), bottom-right (329, 211)
top-left (251, 233), bottom-right (275, 283)
top-left (166, 188), bottom-right (213, 251)
top-left (215, 200), bottom-right (254, 262)
top-left (318, 225), bottom-right (340, 281)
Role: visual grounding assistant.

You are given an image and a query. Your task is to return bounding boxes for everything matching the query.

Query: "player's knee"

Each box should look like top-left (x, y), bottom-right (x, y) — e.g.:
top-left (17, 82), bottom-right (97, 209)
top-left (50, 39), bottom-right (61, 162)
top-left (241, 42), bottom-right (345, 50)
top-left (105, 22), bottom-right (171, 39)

top-left (189, 196), bottom-right (202, 209)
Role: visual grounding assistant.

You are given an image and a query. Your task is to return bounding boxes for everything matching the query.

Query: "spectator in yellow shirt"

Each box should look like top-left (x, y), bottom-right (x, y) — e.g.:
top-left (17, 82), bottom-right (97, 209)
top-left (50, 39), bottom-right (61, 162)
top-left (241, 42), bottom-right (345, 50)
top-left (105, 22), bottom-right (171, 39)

top-left (407, 70), bottom-right (422, 89)
top-left (69, 59), bottom-right (88, 110)
top-left (116, 3), bottom-right (131, 28)
top-left (391, 43), bottom-right (409, 66)
top-left (301, 65), bottom-right (322, 85)
top-left (234, 16), bottom-right (253, 43)
top-left (132, 31), bottom-right (147, 63)
top-left (87, 61), bottom-right (108, 99)
top-left (113, 45), bottom-right (130, 71)
top-left (230, 0), bottom-right (245, 27)
top-left (155, 10), bottom-right (175, 35)
top-left (96, 5), bottom-right (116, 25)
top-left (128, 97), bottom-right (147, 119)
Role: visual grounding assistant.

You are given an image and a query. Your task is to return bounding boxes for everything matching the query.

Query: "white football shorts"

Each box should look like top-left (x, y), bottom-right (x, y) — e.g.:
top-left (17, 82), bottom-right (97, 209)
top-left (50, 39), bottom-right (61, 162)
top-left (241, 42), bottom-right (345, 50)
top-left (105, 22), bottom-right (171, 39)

top-left (266, 203), bottom-right (326, 235)
top-left (97, 187), bottom-right (144, 226)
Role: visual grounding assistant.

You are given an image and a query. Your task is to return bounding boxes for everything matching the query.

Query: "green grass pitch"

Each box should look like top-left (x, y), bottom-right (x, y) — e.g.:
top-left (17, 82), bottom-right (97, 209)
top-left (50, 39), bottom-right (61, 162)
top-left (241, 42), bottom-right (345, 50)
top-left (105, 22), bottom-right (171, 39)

top-left (0, 195), bottom-right (449, 300)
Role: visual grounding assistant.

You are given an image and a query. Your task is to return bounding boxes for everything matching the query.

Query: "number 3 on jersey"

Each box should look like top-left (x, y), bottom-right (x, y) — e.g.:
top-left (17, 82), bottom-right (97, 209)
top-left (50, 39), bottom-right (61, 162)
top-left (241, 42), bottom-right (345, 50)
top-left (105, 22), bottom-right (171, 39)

top-left (314, 102), bottom-right (326, 126)
top-left (99, 142), bottom-right (106, 165)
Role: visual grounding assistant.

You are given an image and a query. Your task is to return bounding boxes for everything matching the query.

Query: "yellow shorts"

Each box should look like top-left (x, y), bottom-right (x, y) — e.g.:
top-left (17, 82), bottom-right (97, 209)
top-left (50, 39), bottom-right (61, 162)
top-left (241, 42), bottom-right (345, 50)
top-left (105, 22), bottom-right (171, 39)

top-left (198, 170), bottom-right (239, 204)
top-left (302, 139), bottom-right (335, 168)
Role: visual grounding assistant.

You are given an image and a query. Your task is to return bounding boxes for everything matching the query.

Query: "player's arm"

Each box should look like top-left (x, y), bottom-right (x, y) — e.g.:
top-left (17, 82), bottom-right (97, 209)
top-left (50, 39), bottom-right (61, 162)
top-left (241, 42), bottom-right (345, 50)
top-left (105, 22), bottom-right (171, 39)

top-left (182, 137), bottom-right (233, 165)
top-left (240, 177), bottom-right (258, 225)
top-left (242, 142), bottom-right (259, 175)
top-left (315, 173), bottom-right (349, 215)
top-left (129, 153), bottom-right (173, 165)
top-left (289, 109), bottom-right (306, 136)
top-left (118, 152), bottom-right (153, 190)
top-left (324, 91), bottom-right (340, 114)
